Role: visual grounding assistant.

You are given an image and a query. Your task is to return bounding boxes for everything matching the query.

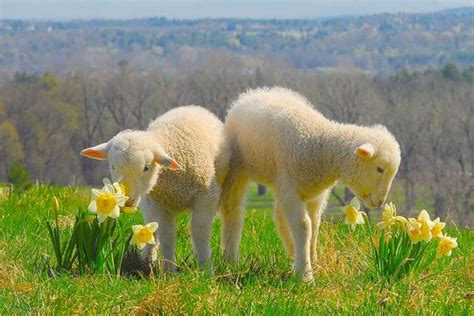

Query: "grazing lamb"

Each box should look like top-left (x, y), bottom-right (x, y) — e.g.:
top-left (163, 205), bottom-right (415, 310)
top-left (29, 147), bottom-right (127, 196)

top-left (81, 106), bottom-right (230, 273)
top-left (220, 87), bottom-right (401, 282)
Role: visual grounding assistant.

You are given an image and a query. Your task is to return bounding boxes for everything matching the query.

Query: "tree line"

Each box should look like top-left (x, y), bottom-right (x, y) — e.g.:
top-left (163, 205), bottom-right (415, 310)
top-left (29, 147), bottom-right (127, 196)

top-left (0, 55), bottom-right (472, 226)
top-left (1, 10), bottom-right (473, 74)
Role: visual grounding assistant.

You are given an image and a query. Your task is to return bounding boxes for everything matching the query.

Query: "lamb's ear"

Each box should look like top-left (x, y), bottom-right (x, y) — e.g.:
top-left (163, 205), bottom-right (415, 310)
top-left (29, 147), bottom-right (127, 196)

top-left (153, 147), bottom-right (181, 170)
top-left (81, 143), bottom-right (108, 160)
top-left (355, 143), bottom-right (376, 160)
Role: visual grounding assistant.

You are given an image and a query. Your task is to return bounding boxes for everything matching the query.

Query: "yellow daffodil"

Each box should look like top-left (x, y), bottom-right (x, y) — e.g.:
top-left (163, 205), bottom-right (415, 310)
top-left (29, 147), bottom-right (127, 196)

top-left (431, 217), bottom-right (446, 240)
top-left (377, 202), bottom-right (407, 230)
top-left (406, 218), bottom-right (423, 244)
top-left (417, 210), bottom-right (434, 242)
top-left (102, 178), bottom-right (137, 214)
top-left (344, 197), bottom-right (365, 230)
top-left (103, 178), bottom-right (127, 196)
top-left (88, 183), bottom-right (126, 224)
top-left (436, 235), bottom-right (458, 257)
top-left (131, 222), bottom-right (158, 249)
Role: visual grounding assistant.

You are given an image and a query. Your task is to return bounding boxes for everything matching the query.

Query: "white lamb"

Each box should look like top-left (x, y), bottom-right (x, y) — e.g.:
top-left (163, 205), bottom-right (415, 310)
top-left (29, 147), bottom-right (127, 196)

top-left (81, 106), bottom-right (229, 273)
top-left (220, 87), bottom-right (401, 282)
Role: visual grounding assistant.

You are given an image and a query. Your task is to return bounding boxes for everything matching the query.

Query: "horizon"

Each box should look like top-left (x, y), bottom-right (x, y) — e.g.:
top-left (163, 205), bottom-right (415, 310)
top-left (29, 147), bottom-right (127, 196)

top-left (1, 1), bottom-right (473, 20)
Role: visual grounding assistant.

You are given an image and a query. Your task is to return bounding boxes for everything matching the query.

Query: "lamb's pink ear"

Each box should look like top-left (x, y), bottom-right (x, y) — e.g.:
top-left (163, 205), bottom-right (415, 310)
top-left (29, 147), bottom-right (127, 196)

top-left (153, 147), bottom-right (181, 170)
top-left (355, 143), bottom-right (376, 160)
top-left (80, 143), bottom-right (108, 160)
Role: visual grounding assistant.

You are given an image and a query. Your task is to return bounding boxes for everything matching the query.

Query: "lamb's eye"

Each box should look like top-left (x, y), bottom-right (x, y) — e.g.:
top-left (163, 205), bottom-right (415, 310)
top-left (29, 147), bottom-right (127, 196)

top-left (377, 166), bottom-right (384, 173)
top-left (143, 165), bottom-right (149, 172)
top-left (111, 165), bottom-right (115, 170)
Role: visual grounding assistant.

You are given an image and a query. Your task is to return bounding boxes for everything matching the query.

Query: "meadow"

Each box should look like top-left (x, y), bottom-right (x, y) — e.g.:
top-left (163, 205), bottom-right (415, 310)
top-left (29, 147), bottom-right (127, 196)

top-left (0, 184), bottom-right (472, 314)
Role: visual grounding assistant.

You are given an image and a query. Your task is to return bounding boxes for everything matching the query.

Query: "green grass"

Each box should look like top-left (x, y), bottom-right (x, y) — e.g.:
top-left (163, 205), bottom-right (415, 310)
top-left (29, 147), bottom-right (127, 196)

top-left (0, 184), bottom-right (472, 314)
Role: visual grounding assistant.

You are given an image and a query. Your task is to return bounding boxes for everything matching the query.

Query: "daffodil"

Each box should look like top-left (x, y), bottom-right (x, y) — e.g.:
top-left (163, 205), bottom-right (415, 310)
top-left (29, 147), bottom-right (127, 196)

top-left (103, 178), bottom-right (126, 195)
top-left (436, 235), bottom-right (458, 257)
top-left (417, 210), bottom-right (434, 242)
top-left (344, 197), bottom-right (365, 230)
top-left (88, 183), bottom-right (126, 224)
top-left (103, 178), bottom-right (137, 214)
top-left (131, 222), bottom-right (158, 249)
top-left (431, 217), bottom-right (446, 240)
top-left (377, 202), bottom-right (407, 230)
top-left (406, 218), bottom-right (423, 244)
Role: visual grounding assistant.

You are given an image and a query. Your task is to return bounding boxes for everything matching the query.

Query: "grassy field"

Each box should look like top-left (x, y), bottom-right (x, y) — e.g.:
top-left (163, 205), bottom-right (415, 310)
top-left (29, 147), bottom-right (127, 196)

top-left (0, 184), bottom-right (472, 314)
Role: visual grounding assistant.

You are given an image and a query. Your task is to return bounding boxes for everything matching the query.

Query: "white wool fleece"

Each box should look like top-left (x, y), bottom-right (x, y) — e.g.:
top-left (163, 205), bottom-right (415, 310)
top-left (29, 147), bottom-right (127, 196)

top-left (220, 87), bottom-right (400, 282)
top-left (82, 106), bottom-right (230, 273)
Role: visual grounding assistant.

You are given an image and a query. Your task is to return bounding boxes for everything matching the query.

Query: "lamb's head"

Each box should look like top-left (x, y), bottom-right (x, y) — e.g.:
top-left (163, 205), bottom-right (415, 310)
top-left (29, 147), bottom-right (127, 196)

top-left (342, 125), bottom-right (401, 208)
top-left (81, 130), bottom-right (180, 207)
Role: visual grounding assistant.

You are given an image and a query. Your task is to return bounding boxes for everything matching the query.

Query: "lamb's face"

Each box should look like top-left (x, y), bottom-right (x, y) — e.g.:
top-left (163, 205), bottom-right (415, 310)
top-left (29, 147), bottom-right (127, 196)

top-left (80, 131), bottom-right (180, 208)
top-left (107, 135), bottom-right (160, 207)
top-left (344, 142), bottom-right (400, 209)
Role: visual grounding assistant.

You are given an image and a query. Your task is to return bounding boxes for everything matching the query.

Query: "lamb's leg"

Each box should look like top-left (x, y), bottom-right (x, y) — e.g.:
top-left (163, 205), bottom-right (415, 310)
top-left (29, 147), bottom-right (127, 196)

top-left (274, 201), bottom-right (295, 258)
top-left (277, 189), bottom-right (313, 282)
top-left (190, 188), bottom-right (218, 274)
top-left (307, 189), bottom-right (330, 266)
top-left (220, 167), bottom-right (248, 264)
top-left (155, 208), bottom-right (178, 273)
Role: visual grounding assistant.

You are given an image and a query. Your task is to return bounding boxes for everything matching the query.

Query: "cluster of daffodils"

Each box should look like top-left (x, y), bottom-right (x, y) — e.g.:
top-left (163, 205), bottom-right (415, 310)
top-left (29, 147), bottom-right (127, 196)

top-left (378, 203), bottom-right (458, 257)
top-left (87, 178), bottom-right (158, 248)
top-left (344, 198), bottom-right (458, 257)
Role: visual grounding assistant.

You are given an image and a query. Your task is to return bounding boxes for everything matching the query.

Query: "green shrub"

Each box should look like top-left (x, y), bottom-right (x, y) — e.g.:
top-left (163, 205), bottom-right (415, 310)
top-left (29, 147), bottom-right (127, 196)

top-left (7, 160), bottom-right (32, 191)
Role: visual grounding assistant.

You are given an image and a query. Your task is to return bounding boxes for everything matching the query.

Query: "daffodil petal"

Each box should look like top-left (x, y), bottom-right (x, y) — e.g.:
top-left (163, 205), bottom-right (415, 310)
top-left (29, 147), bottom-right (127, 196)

top-left (110, 206), bottom-right (120, 218)
top-left (97, 213), bottom-right (107, 224)
top-left (146, 222), bottom-right (159, 232)
top-left (132, 225), bottom-right (143, 234)
top-left (91, 189), bottom-right (102, 198)
top-left (148, 236), bottom-right (156, 245)
top-left (88, 200), bottom-right (97, 212)
top-left (351, 197), bottom-right (360, 210)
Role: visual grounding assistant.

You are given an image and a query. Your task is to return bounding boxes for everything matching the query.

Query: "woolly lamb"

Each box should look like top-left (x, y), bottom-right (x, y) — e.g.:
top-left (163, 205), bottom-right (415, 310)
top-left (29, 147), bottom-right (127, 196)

top-left (220, 87), bottom-right (401, 282)
top-left (81, 106), bottom-right (230, 273)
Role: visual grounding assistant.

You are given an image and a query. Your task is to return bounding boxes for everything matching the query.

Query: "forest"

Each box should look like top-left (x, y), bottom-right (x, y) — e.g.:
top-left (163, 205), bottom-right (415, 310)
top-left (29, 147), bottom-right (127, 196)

top-left (1, 8), bottom-right (473, 73)
top-left (0, 53), bottom-right (472, 225)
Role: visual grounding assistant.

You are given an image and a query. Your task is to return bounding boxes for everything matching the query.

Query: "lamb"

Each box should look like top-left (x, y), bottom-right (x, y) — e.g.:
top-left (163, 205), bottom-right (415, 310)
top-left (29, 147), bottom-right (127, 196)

top-left (220, 87), bottom-right (401, 282)
top-left (81, 106), bottom-right (230, 273)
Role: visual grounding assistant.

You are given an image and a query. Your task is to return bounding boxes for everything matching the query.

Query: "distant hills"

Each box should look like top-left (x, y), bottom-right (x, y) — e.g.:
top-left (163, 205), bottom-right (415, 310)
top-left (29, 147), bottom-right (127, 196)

top-left (0, 8), bottom-right (473, 74)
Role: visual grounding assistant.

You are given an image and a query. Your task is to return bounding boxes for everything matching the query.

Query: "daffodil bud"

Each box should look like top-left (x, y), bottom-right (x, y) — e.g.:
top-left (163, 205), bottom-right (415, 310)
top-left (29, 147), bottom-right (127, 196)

top-left (52, 196), bottom-right (60, 212)
top-left (121, 206), bottom-right (138, 214)
top-left (84, 214), bottom-right (97, 223)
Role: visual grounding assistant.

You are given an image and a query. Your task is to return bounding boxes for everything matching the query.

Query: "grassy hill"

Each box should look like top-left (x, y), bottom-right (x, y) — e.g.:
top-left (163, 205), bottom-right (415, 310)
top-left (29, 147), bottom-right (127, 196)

top-left (0, 184), bottom-right (472, 313)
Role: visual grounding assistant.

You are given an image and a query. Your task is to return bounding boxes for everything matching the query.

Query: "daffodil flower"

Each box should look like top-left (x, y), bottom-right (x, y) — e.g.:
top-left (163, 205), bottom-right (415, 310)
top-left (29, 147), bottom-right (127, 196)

top-left (436, 235), bottom-right (458, 257)
top-left (344, 197), bottom-right (365, 230)
top-left (377, 202), bottom-right (407, 230)
top-left (131, 222), bottom-right (159, 249)
top-left (431, 217), bottom-right (446, 240)
top-left (406, 218), bottom-right (423, 244)
top-left (88, 183), bottom-right (127, 224)
top-left (417, 210), bottom-right (434, 242)
top-left (103, 178), bottom-right (126, 195)
top-left (103, 178), bottom-right (138, 214)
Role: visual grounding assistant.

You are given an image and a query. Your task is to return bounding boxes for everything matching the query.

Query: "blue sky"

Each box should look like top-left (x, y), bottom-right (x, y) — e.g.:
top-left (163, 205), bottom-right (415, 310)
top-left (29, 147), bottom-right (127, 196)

top-left (1, 0), bottom-right (473, 20)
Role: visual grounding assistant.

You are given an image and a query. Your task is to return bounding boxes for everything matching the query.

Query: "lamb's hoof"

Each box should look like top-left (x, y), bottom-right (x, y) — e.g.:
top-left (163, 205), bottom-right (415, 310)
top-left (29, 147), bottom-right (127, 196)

top-left (301, 272), bottom-right (314, 283)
